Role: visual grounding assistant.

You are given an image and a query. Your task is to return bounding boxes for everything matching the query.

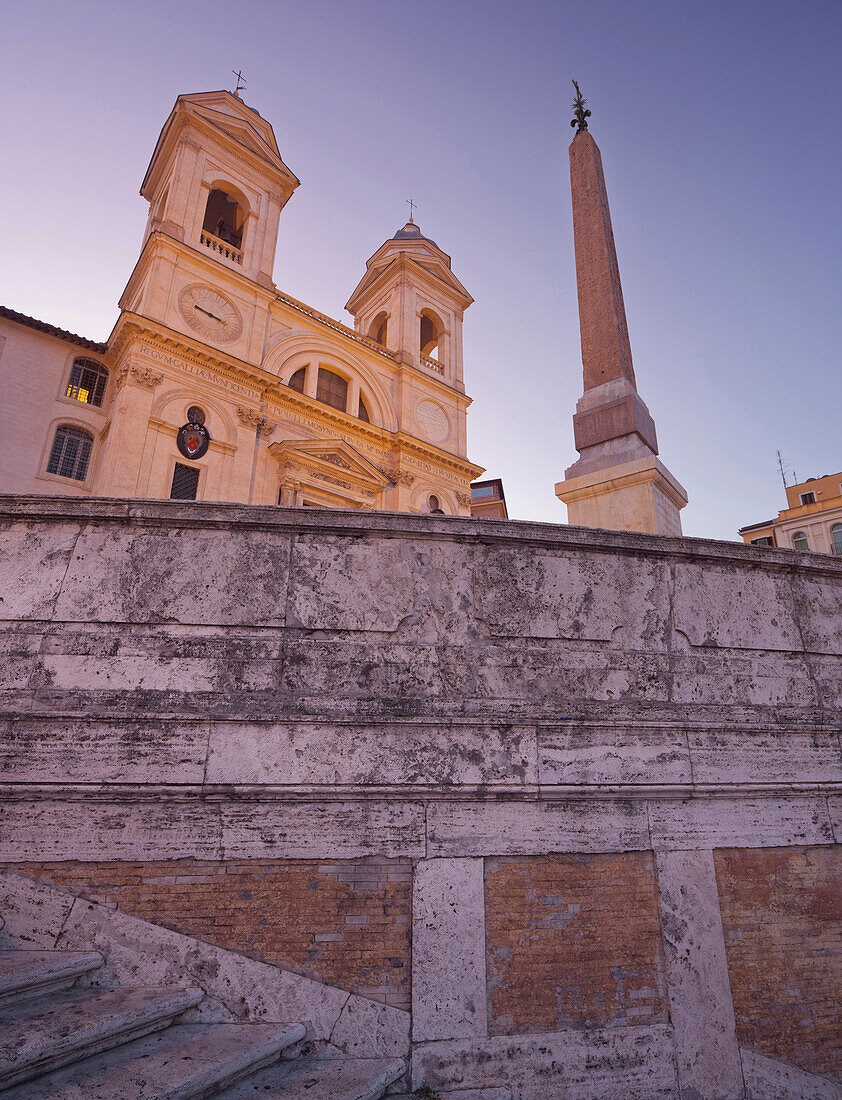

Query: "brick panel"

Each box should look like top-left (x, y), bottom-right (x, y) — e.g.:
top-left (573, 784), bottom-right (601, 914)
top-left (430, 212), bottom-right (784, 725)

top-left (484, 852), bottom-right (667, 1035)
top-left (8, 858), bottom-right (412, 1009)
top-left (715, 845), bottom-right (842, 1077)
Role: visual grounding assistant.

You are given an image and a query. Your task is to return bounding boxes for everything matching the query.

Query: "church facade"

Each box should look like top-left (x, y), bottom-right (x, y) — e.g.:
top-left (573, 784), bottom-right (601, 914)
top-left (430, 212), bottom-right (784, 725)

top-left (0, 90), bottom-right (483, 513)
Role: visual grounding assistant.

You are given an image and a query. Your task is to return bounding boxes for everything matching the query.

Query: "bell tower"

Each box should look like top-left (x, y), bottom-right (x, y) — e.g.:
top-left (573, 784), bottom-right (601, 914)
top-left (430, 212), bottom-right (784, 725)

top-left (129, 90), bottom-right (299, 296)
top-left (345, 219), bottom-right (473, 391)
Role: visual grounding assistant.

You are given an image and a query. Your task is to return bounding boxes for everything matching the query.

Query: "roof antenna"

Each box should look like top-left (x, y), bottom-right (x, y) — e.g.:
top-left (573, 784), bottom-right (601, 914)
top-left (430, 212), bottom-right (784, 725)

top-left (406, 198), bottom-right (416, 224)
top-left (777, 449), bottom-right (792, 489)
top-left (232, 69), bottom-right (247, 97)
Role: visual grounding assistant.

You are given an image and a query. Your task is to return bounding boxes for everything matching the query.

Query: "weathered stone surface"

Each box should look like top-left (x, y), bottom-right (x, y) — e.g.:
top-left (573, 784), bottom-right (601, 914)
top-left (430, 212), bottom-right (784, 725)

top-left (670, 650), bottom-right (816, 709)
top-left (53, 524), bottom-right (292, 626)
top-left (288, 536), bottom-right (475, 640)
top-left (688, 730), bottom-right (842, 785)
top-left (648, 796), bottom-right (834, 850)
top-left (0, 870), bottom-right (74, 949)
top-left (790, 574), bottom-right (842, 657)
top-left (328, 992), bottom-right (410, 1058)
top-left (673, 563), bottom-right (801, 652)
top-left (412, 859), bottom-right (487, 1042)
top-left (207, 721), bottom-right (537, 787)
top-left (427, 801), bottom-right (648, 857)
top-left (538, 726), bottom-right (689, 785)
top-left (411, 1024), bottom-right (679, 1098)
top-left (474, 548), bottom-right (669, 644)
top-left (829, 796), bottom-right (842, 843)
top-left (220, 802), bottom-right (425, 859)
top-left (741, 1048), bottom-right (842, 1100)
top-left (0, 520), bottom-right (81, 621)
top-left (0, 802), bottom-right (222, 861)
top-left (0, 718), bottom-right (208, 783)
top-left (656, 849), bottom-right (743, 1099)
top-left (214, 1055), bottom-right (408, 1099)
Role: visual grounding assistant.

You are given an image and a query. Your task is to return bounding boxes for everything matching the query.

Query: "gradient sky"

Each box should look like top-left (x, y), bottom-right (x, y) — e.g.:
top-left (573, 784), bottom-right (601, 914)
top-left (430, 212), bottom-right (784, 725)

top-left (2, 0), bottom-right (840, 540)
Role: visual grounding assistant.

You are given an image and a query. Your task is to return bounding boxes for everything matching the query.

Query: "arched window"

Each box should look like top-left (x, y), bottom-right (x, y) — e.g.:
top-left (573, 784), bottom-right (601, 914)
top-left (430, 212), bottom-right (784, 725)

top-left (369, 313), bottom-right (388, 346)
top-left (428, 494), bottom-right (445, 515)
top-left (202, 188), bottom-right (244, 248)
top-left (358, 397), bottom-right (370, 422)
top-left (792, 531), bottom-right (809, 552)
top-left (420, 310), bottom-right (442, 360)
top-left (831, 524), bottom-right (842, 555)
top-left (288, 367), bottom-right (306, 393)
top-left (316, 368), bottom-right (348, 412)
top-left (65, 358), bottom-right (108, 407)
top-left (47, 426), bottom-right (93, 481)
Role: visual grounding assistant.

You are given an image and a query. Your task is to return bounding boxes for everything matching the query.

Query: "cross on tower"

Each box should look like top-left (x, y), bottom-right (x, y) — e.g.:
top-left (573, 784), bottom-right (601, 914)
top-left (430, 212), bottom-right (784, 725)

top-left (232, 70), bottom-right (247, 96)
top-left (406, 198), bottom-right (416, 223)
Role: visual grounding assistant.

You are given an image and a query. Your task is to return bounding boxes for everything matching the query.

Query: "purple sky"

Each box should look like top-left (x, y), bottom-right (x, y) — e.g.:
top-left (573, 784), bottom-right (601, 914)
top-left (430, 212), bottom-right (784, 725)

top-left (2, 0), bottom-right (840, 540)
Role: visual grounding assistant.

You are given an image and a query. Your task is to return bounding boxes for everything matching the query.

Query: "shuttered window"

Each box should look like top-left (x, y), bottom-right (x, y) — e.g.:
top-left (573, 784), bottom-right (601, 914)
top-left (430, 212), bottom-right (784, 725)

top-left (47, 426), bottom-right (93, 481)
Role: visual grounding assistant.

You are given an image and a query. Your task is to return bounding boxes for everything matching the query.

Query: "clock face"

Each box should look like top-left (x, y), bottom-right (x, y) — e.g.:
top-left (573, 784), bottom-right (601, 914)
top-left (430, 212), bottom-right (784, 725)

top-left (178, 284), bottom-right (243, 344)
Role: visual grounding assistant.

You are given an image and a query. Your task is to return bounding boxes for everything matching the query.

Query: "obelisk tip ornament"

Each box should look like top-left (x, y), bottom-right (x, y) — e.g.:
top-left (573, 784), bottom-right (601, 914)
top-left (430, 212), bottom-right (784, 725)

top-left (570, 80), bottom-right (591, 133)
top-left (555, 88), bottom-right (688, 536)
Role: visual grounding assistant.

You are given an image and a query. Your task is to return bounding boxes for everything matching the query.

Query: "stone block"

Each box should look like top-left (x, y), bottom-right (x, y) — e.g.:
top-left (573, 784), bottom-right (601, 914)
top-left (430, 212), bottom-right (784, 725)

top-left (648, 795), bottom-right (834, 851)
top-left (220, 801), bottom-right (426, 859)
top-left (673, 563), bottom-right (801, 652)
top-left (688, 730), bottom-right (842, 785)
top-left (411, 1024), bottom-right (679, 1098)
top-left (0, 718), bottom-right (208, 783)
top-left (791, 574), bottom-right (842, 657)
top-left (0, 519), bottom-right (81, 621)
top-left (0, 801), bottom-right (222, 861)
top-left (206, 721), bottom-right (537, 787)
top-left (0, 869), bottom-right (74, 949)
top-left (829, 795), bottom-right (842, 843)
top-left (426, 800), bottom-right (649, 857)
top-left (656, 849), bottom-right (743, 1099)
top-left (741, 1048), bottom-right (842, 1100)
top-left (412, 858), bottom-right (487, 1042)
top-left (53, 524), bottom-right (292, 626)
top-left (474, 547), bottom-right (670, 646)
top-left (538, 725), bottom-right (690, 785)
top-left (328, 991), bottom-right (410, 1058)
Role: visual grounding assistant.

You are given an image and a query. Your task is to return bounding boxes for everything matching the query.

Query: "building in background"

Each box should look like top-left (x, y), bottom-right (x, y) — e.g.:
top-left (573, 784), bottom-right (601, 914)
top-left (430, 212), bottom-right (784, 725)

top-left (0, 90), bottom-right (483, 513)
top-left (739, 471), bottom-right (842, 554)
top-left (469, 477), bottom-right (507, 519)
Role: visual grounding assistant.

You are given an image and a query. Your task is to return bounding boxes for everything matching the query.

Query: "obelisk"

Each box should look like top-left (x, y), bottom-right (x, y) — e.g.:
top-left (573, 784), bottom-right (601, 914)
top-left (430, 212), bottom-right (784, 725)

top-left (555, 83), bottom-right (687, 535)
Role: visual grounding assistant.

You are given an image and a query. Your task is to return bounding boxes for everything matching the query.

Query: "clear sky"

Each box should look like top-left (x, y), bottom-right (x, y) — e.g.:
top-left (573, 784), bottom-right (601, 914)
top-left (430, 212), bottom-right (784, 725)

top-left (2, 0), bottom-right (840, 540)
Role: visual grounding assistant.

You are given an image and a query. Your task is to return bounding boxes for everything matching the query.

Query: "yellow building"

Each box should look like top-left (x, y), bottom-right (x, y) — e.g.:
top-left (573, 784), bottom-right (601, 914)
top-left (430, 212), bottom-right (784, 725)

top-left (739, 471), bottom-right (842, 555)
top-left (0, 90), bottom-right (483, 512)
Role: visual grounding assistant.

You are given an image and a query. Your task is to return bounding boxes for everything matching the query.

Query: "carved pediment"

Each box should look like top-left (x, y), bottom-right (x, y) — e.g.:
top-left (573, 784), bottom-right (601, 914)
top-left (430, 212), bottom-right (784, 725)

top-left (268, 438), bottom-right (390, 491)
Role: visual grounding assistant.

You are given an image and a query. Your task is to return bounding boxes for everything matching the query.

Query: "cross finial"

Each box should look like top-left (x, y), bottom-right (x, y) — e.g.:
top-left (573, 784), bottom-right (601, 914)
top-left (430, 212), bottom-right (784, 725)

top-left (232, 69), bottom-right (247, 97)
top-left (406, 198), bottom-right (416, 223)
top-left (570, 79), bottom-right (591, 133)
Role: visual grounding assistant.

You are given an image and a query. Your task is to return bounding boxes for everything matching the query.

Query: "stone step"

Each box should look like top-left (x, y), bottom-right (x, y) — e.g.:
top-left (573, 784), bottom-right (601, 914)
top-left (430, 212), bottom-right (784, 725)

top-left (214, 1055), bottom-right (407, 1099)
top-left (0, 1021), bottom-right (307, 1099)
top-left (0, 985), bottom-right (202, 1090)
top-left (0, 950), bottom-right (103, 1008)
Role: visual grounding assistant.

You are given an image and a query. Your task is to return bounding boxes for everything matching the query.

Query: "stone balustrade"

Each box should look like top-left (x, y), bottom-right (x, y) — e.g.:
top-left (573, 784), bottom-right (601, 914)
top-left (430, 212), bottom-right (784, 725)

top-left (200, 230), bottom-right (243, 265)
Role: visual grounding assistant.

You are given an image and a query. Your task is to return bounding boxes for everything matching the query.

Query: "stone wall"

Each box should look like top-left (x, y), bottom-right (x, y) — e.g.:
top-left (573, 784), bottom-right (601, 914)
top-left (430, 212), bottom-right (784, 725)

top-left (1, 495), bottom-right (841, 1098)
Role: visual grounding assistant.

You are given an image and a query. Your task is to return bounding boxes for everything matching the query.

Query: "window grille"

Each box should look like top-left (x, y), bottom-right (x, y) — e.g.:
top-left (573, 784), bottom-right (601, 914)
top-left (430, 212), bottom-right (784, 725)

top-left (792, 531), bottom-right (809, 552)
top-left (316, 368), bottom-right (348, 411)
top-left (288, 367), bottom-right (306, 393)
top-left (65, 358), bottom-right (108, 407)
top-left (831, 525), bottom-right (842, 555)
top-left (47, 426), bottom-right (93, 481)
top-left (170, 462), bottom-right (200, 500)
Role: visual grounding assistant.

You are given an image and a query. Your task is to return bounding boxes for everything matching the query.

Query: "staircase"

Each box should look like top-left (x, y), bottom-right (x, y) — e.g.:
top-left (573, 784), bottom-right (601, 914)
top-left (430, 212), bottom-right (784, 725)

top-left (0, 947), bottom-right (406, 1098)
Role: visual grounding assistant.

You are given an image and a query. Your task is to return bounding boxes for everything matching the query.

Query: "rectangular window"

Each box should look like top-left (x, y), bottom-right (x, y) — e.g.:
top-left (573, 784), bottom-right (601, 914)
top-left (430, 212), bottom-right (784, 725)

top-left (170, 462), bottom-right (200, 500)
top-left (750, 536), bottom-right (774, 547)
top-left (472, 484), bottom-right (496, 500)
top-left (800, 492), bottom-right (816, 505)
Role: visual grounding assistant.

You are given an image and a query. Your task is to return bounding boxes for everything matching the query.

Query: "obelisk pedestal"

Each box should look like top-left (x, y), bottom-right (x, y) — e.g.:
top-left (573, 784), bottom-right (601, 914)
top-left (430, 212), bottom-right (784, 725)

top-left (555, 117), bottom-right (687, 535)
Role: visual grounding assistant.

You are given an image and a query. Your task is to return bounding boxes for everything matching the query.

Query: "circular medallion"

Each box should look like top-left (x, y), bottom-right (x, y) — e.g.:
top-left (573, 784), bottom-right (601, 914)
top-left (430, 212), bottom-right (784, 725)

top-left (415, 399), bottom-right (450, 444)
top-left (177, 421), bottom-right (211, 460)
top-left (178, 284), bottom-right (243, 344)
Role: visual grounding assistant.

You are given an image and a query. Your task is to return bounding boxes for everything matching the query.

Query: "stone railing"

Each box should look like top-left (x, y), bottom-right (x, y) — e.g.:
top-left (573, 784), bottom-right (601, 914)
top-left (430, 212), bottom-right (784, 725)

top-left (200, 230), bottom-right (243, 265)
top-left (421, 355), bottom-right (444, 376)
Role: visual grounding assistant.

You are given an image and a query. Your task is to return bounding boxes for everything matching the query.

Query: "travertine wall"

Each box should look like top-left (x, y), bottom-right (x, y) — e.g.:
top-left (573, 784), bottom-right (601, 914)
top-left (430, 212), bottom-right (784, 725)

top-left (1, 495), bottom-right (840, 1099)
